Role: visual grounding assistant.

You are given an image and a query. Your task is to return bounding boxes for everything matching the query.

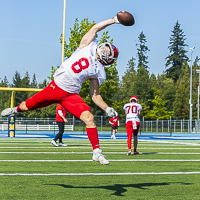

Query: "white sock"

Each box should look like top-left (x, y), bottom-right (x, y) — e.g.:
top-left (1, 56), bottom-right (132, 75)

top-left (14, 107), bottom-right (18, 113)
top-left (93, 148), bottom-right (100, 153)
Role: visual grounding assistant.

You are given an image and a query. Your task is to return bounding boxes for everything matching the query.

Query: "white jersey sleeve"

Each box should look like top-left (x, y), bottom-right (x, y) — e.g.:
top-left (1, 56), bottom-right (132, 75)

top-left (123, 102), bottom-right (142, 123)
top-left (53, 39), bottom-right (106, 94)
top-left (58, 110), bottom-right (63, 117)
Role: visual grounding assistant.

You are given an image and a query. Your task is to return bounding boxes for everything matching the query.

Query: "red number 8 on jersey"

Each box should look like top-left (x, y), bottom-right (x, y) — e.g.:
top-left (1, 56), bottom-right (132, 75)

top-left (71, 58), bottom-right (89, 73)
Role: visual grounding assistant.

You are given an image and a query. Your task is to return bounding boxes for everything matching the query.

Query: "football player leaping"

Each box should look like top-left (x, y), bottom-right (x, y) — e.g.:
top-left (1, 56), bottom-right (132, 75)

top-left (1, 15), bottom-right (122, 165)
top-left (123, 96), bottom-right (142, 156)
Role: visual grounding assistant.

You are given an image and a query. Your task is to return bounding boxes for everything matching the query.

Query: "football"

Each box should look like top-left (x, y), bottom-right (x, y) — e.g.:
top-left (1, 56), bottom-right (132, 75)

top-left (117, 11), bottom-right (135, 26)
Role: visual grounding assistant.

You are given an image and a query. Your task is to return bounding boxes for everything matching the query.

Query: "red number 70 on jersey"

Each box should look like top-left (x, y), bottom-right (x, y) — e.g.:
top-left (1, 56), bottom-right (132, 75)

top-left (126, 105), bottom-right (137, 114)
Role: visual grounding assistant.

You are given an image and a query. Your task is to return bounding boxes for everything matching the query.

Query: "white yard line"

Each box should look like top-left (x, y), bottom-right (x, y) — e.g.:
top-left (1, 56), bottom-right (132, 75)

top-left (0, 143), bottom-right (192, 146)
top-left (1, 152), bottom-right (200, 154)
top-left (0, 159), bottom-right (200, 162)
top-left (0, 172), bottom-right (200, 176)
top-left (1, 147), bottom-right (200, 149)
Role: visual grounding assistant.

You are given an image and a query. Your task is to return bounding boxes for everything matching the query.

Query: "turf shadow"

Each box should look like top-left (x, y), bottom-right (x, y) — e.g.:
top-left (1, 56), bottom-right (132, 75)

top-left (141, 152), bottom-right (158, 155)
top-left (45, 182), bottom-right (192, 196)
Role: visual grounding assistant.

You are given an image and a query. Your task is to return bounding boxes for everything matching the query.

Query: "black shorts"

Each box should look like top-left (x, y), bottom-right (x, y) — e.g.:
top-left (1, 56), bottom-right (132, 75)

top-left (112, 126), bottom-right (118, 130)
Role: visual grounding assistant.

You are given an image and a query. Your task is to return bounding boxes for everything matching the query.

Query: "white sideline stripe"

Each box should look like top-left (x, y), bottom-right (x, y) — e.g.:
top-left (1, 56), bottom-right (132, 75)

top-left (0, 159), bottom-right (200, 162)
top-left (1, 147), bottom-right (200, 149)
top-left (0, 143), bottom-right (194, 147)
top-left (0, 172), bottom-right (200, 176)
top-left (0, 142), bottom-right (192, 146)
top-left (1, 152), bottom-right (200, 155)
top-left (1, 139), bottom-right (200, 145)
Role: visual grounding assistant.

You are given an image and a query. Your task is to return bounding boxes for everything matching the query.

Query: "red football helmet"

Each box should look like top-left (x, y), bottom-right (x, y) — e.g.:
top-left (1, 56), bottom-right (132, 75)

top-left (130, 96), bottom-right (138, 103)
top-left (97, 42), bottom-right (119, 65)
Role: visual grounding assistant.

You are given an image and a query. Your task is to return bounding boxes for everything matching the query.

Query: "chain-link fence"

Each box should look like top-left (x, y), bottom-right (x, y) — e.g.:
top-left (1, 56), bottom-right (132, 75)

top-left (0, 116), bottom-right (200, 135)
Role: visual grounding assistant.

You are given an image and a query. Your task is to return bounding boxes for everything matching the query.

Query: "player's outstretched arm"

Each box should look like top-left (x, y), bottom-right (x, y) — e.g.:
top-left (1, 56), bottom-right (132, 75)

top-left (79, 11), bottom-right (134, 49)
top-left (79, 18), bottom-right (116, 49)
top-left (89, 78), bottom-right (108, 111)
top-left (90, 78), bottom-right (118, 117)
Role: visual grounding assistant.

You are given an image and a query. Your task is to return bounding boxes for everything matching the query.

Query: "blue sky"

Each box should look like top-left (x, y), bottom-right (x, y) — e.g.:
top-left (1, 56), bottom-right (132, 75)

top-left (0, 0), bottom-right (200, 84)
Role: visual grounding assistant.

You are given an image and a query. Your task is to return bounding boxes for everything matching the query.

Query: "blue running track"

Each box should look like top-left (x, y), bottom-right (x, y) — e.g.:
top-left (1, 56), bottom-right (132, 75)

top-left (1, 131), bottom-right (200, 140)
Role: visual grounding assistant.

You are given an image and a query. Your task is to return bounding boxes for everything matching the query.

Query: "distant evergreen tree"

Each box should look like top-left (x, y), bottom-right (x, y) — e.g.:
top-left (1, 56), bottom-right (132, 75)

top-left (135, 32), bottom-right (151, 105)
top-left (38, 79), bottom-right (48, 89)
top-left (134, 66), bottom-right (151, 106)
top-left (119, 57), bottom-right (137, 100)
top-left (62, 18), bottom-right (95, 59)
top-left (145, 89), bottom-right (174, 120)
top-left (11, 71), bottom-right (21, 88)
top-left (30, 74), bottom-right (37, 88)
top-left (191, 58), bottom-right (200, 119)
top-left (136, 31), bottom-right (150, 70)
top-left (11, 71), bottom-right (23, 107)
top-left (28, 73), bottom-right (38, 100)
top-left (173, 61), bottom-right (190, 119)
top-left (165, 21), bottom-right (189, 82)
top-left (21, 71), bottom-right (30, 88)
top-left (156, 73), bottom-right (175, 112)
top-left (20, 71), bottom-right (30, 103)
top-left (0, 76), bottom-right (10, 110)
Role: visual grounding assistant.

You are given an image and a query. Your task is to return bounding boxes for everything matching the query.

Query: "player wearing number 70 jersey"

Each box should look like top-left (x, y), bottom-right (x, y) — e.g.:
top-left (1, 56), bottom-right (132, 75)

top-left (1, 14), bottom-right (123, 165)
top-left (123, 96), bottom-right (142, 156)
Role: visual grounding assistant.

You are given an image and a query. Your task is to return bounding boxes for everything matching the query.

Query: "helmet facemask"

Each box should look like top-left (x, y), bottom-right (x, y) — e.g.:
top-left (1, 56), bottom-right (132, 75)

top-left (97, 42), bottom-right (118, 66)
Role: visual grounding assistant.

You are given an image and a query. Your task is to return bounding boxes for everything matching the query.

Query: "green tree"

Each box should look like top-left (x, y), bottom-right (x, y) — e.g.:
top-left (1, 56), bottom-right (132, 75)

top-left (134, 66), bottom-right (152, 106)
top-left (119, 57), bottom-right (137, 100)
top-left (156, 73), bottom-right (175, 112)
top-left (15, 72), bottom-right (31, 117)
top-left (28, 74), bottom-right (38, 103)
top-left (145, 89), bottom-right (174, 119)
top-left (30, 74), bottom-right (37, 88)
top-left (0, 76), bottom-right (10, 111)
top-left (136, 31), bottom-right (150, 70)
top-left (134, 32), bottom-right (152, 105)
top-left (62, 18), bottom-right (95, 59)
top-left (38, 79), bottom-right (48, 89)
top-left (11, 71), bottom-right (23, 108)
top-left (11, 71), bottom-right (21, 88)
top-left (173, 61), bottom-right (190, 119)
top-left (48, 66), bottom-right (59, 82)
top-left (165, 21), bottom-right (189, 82)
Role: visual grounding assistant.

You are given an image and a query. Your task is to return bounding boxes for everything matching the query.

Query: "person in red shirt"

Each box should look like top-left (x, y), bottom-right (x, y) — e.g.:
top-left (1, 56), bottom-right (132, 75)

top-left (109, 114), bottom-right (120, 139)
top-left (51, 104), bottom-right (68, 147)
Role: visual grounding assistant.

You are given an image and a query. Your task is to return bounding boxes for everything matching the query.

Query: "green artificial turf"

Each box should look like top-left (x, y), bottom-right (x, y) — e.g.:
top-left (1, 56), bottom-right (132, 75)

top-left (0, 138), bottom-right (200, 199)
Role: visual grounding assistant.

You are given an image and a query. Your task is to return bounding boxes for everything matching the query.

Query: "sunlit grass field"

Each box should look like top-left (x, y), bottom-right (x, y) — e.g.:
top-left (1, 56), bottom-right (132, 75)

top-left (0, 137), bottom-right (200, 199)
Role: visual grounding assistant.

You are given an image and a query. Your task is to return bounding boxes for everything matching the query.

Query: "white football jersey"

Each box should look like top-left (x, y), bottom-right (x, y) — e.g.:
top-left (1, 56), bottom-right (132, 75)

top-left (123, 102), bottom-right (142, 123)
top-left (54, 39), bottom-right (106, 94)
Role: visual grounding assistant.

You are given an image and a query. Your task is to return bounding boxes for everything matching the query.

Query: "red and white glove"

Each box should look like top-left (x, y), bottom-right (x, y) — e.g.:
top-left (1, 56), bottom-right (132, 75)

top-left (113, 16), bottom-right (120, 24)
top-left (106, 107), bottom-right (118, 117)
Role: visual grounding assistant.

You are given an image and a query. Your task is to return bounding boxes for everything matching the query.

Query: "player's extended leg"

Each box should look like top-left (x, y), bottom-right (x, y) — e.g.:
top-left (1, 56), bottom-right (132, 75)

top-left (80, 111), bottom-right (109, 165)
top-left (61, 95), bottom-right (109, 165)
top-left (133, 122), bottom-right (140, 155)
top-left (1, 101), bottom-right (28, 116)
top-left (1, 80), bottom-right (60, 116)
top-left (133, 135), bottom-right (138, 153)
top-left (126, 121), bottom-right (133, 156)
top-left (114, 128), bottom-right (117, 138)
top-left (111, 129), bottom-right (116, 139)
top-left (51, 122), bottom-right (67, 147)
top-left (80, 111), bottom-right (99, 149)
